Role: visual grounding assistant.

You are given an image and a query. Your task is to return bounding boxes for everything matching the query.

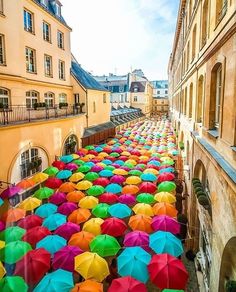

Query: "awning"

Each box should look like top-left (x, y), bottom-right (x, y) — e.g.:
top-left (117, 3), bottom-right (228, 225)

top-left (82, 121), bottom-right (116, 138)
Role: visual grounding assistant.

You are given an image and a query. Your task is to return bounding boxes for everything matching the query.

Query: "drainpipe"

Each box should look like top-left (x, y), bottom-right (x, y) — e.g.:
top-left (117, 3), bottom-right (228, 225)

top-left (85, 89), bottom-right (88, 128)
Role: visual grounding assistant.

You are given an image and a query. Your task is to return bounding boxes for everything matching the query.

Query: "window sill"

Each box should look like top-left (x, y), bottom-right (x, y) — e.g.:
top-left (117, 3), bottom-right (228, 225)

top-left (231, 146), bottom-right (236, 153)
top-left (24, 29), bottom-right (35, 35)
top-left (0, 12), bottom-right (6, 18)
top-left (0, 63), bottom-right (7, 67)
top-left (45, 75), bottom-right (53, 78)
top-left (26, 71), bottom-right (37, 75)
top-left (207, 129), bottom-right (219, 138)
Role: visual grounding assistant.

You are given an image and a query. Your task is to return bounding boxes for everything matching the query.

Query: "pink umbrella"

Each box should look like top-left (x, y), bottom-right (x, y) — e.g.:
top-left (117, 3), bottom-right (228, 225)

top-left (118, 194), bottom-right (136, 206)
top-left (108, 276), bottom-right (147, 292)
top-left (1, 185), bottom-right (22, 199)
top-left (91, 159), bottom-right (100, 164)
top-left (52, 245), bottom-right (83, 272)
top-left (91, 165), bottom-right (104, 172)
top-left (0, 220), bottom-right (5, 231)
top-left (99, 193), bottom-right (119, 204)
top-left (111, 163), bottom-right (121, 168)
top-left (57, 202), bottom-right (77, 216)
top-left (134, 167), bottom-right (144, 171)
top-left (54, 222), bottom-right (81, 240)
top-left (65, 163), bottom-right (78, 171)
top-left (110, 175), bottom-right (126, 184)
top-left (93, 178), bottom-right (110, 187)
top-left (124, 231), bottom-right (150, 251)
top-left (49, 192), bottom-right (67, 205)
top-left (130, 150), bottom-right (141, 156)
top-left (147, 165), bottom-right (159, 170)
top-left (18, 214), bottom-right (43, 229)
top-left (151, 215), bottom-right (180, 234)
top-left (112, 148), bottom-right (122, 153)
top-left (139, 182), bottom-right (157, 194)
top-left (157, 173), bottom-right (175, 182)
top-left (119, 156), bottom-right (128, 161)
top-left (120, 166), bottom-right (130, 171)
top-left (44, 177), bottom-right (63, 189)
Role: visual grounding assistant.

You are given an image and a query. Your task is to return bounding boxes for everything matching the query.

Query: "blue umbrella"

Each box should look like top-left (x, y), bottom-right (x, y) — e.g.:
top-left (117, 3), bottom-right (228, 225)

top-left (140, 173), bottom-right (157, 182)
top-left (35, 203), bottom-right (58, 218)
top-left (60, 155), bottom-right (74, 164)
top-left (56, 170), bottom-right (72, 180)
top-left (118, 247), bottom-right (151, 283)
top-left (99, 170), bottom-right (113, 177)
top-left (95, 146), bottom-right (103, 152)
top-left (36, 235), bottom-right (66, 255)
top-left (108, 203), bottom-right (132, 219)
top-left (34, 269), bottom-right (74, 292)
top-left (150, 231), bottom-right (183, 257)
top-left (105, 183), bottom-right (122, 194)
top-left (147, 160), bottom-right (161, 167)
top-left (102, 159), bottom-right (112, 165)
top-left (159, 167), bottom-right (175, 174)
top-left (114, 160), bottom-right (125, 166)
top-left (0, 198), bottom-right (3, 206)
top-left (84, 162), bottom-right (95, 168)
top-left (42, 213), bottom-right (67, 231)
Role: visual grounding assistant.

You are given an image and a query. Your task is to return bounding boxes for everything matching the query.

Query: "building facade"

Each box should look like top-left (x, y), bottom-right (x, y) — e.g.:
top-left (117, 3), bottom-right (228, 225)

top-left (151, 80), bottom-right (169, 115)
top-left (168, 0), bottom-right (236, 291)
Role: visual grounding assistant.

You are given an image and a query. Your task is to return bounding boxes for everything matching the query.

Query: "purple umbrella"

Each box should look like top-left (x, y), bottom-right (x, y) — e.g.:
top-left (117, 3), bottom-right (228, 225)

top-left (91, 165), bottom-right (104, 172)
top-left (1, 185), bottom-right (22, 199)
top-left (124, 231), bottom-right (150, 252)
top-left (151, 215), bottom-right (180, 234)
top-left (120, 166), bottom-right (131, 171)
top-left (91, 159), bottom-right (100, 164)
top-left (119, 194), bottom-right (136, 206)
top-left (110, 175), bottom-right (126, 184)
top-left (52, 245), bottom-right (83, 272)
top-left (0, 220), bottom-right (5, 231)
top-left (134, 167), bottom-right (144, 172)
top-left (57, 202), bottom-right (77, 216)
top-left (54, 222), bottom-right (81, 240)
top-left (111, 163), bottom-right (121, 168)
top-left (64, 163), bottom-right (78, 171)
top-left (49, 192), bottom-right (67, 205)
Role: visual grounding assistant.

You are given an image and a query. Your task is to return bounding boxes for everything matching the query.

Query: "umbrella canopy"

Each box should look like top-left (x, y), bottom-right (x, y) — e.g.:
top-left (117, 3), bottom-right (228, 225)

top-left (105, 183), bottom-right (122, 194)
top-left (57, 202), bottom-right (77, 216)
top-left (73, 280), bottom-right (103, 292)
top-left (108, 203), bottom-right (132, 219)
top-left (0, 261), bottom-right (6, 279)
top-left (84, 172), bottom-right (99, 181)
top-left (34, 269), bottom-right (74, 292)
top-left (22, 226), bottom-right (51, 247)
top-left (110, 175), bottom-right (126, 184)
top-left (52, 161), bottom-right (65, 170)
top-left (0, 276), bottom-right (28, 292)
top-left (128, 215), bottom-right (153, 234)
top-left (151, 215), bottom-right (180, 234)
top-left (76, 180), bottom-right (93, 191)
top-left (58, 182), bottom-right (76, 193)
top-left (42, 213), bottom-right (67, 231)
top-left (1, 186), bottom-right (22, 199)
top-left (78, 165), bottom-right (91, 173)
top-left (125, 176), bottom-right (141, 185)
top-left (56, 170), bottom-right (72, 180)
top-left (65, 163), bottom-right (78, 171)
top-left (123, 231), bottom-right (149, 251)
top-left (35, 203), bottom-right (58, 218)
top-left (18, 214), bottom-right (43, 230)
top-left (87, 185), bottom-right (105, 197)
top-left (18, 197), bottom-right (41, 211)
top-left (118, 194), bottom-right (136, 206)
top-left (139, 182), bottom-right (157, 194)
top-left (36, 235), bottom-right (66, 255)
top-left (150, 231), bottom-right (183, 257)
top-left (0, 226), bottom-right (26, 243)
top-left (68, 208), bottom-right (91, 224)
top-left (16, 179), bottom-right (35, 190)
top-left (90, 234), bottom-right (121, 257)
top-left (129, 170), bottom-right (143, 176)
top-left (117, 247), bottom-right (151, 283)
top-left (69, 172), bottom-right (85, 182)
top-left (92, 203), bottom-right (110, 219)
top-left (14, 248), bottom-right (51, 285)
top-left (68, 231), bottom-right (95, 251)
top-left (154, 192), bottom-right (176, 204)
top-left (74, 252), bottom-right (109, 282)
top-left (54, 222), bottom-right (80, 240)
top-left (0, 240), bottom-right (32, 264)
top-left (122, 185), bottom-right (139, 195)
top-left (0, 221), bottom-right (5, 232)
top-left (2, 208), bottom-right (26, 223)
top-left (140, 173), bottom-right (157, 182)
top-left (148, 254), bottom-right (188, 290)
top-left (83, 218), bottom-right (104, 236)
top-left (157, 172), bottom-right (175, 182)
top-left (152, 202), bottom-right (178, 217)
top-left (32, 172), bottom-right (48, 183)
top-left (49, 192), bottom-right (67, 205)
top-left (60, 155), bottom-right (74, 163)
top-left (52, 245), bottom-right (83, 272)
top-left (157, 181), bottom-right (176, 193)
top-left (79, 196), bottom-right (99, 209)
top-left (136, 193), bottom-right (155, 205)
top-left (112, 169), bottom-right (128, 176)
top-left (66, 191), bottom-right (85, 203)
top-left (93, 177), bottom-right (110, 187)
top-left (133, 203), bottom-right (154, 216)
top-left (99, 193), bottom-right (119, 204)
top-left (108, 276), bottom-right (147, 292)
top-left (34, 187), bottom-right (54, 200)
top-left (101, 217), bottom-right (127, 237)
top-left (43, 166), bottom-right (59, 177)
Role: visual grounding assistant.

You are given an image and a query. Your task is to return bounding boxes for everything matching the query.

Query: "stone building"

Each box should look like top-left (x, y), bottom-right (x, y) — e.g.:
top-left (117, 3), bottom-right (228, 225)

top-left (151, 80), bottom-right (169, 116)
top-left (168, 0), bottom-right (236, 291)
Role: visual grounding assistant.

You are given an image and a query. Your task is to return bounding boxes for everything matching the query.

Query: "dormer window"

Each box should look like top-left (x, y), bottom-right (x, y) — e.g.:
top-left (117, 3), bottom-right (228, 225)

top-left (41, 0), bottom-right (47, 7)
top-left (55, 3), bottom-right (61, 16)
top-left (134, 86), bottom-right (138, 92)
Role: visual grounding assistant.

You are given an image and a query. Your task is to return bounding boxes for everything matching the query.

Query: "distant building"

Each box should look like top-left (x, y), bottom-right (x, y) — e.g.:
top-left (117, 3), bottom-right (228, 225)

top-left (151, 80), bottom-right (169, 115)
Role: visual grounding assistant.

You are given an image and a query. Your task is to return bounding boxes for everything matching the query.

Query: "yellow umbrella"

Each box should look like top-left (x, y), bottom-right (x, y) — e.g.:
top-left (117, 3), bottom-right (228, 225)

top-left (74, 252), bottom-right (109, 282)
top-left (0, 241), bottom-right (5, 249)
top-left (126, 159), bottom-right (137, 166)
top-left (144, 168), bottom-right (159, 175)
top-left (133, 203), bottom-right (154, 216)
top-left (82, 218), bottom-right (104, 236)
top-left (72, 154), bottom-right (80, 159)
top-left (139, 155), bottom-right (149, 161)
top-left (154, 192), bottom-right (176, 204)
top-left (32, 172), bottom-right (48, 183)
top-left (98, 152), bottom-right (108, 158)
top-left (79, 196), bottom-right (99, 209)
top-left (121, 151), bottom-right (131, 157)
top-left (69, 172), bottom-right (85, 182)
top-left (18, 197), bottom-right (41, 211)
top-left (113, 169), bottom-right (128, 176)
top-left (125, 176), bottom-right (141, 185)
top-left (76, 180), bottom-right (93, 191)
top-left (96, 162), bottom-right (106, 168)
top-left (85, 154), bottom-right (95, 159)
top-left (0, 261), bottom-right (6, 279)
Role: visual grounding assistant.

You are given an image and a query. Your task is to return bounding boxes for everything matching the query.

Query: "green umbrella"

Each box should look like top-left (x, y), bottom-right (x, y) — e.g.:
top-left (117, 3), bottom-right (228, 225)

top-left (124, 162), bottom-right (134, 169)
top-left (78, 165), bottom-right (91, 173)
top-left (110, 152), bottom-right (120, 158)
top-left (87, 186), bottom-right (104, 197)
top-left (136, 164), bottom-right (146, 169)
top-left (90, 235), bottom-right (121, 257)
top-left (104, 165), bottom-right (115, 171)
top-left (128, 170), bottom-right (143, 176)
top-left (43, 166), bottom-right (59, 177)
top-left (92, 203), bottom-right (110, 218)
top-left (136, 193), bottom-right (156, 205)
top-left (84, 172), bottom-right (99, 182)
top-left (0, 241), bottom-right (32, 264)
top-left (73, 160), bottom-right (85, 166)
top-left (157, 181), bottom-right (176, 193)
top-left (0, 226), bottom-right (26, 243)
top-left (0, 276), bottom-right (28, 292)
top-left (85, 145), bottom-right (94, 150)
top-left (34, 187), bottom-right (54, 200)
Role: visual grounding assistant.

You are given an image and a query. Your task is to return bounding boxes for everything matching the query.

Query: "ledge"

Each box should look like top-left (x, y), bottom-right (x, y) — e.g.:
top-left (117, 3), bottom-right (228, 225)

top-left (207, 129), bottom-right (219, 138)
top-left (231, 146), bottom-right (236, 153)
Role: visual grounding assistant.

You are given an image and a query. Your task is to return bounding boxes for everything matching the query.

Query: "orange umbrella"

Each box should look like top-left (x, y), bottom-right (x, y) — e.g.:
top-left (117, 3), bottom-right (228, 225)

top-left (152, 202), bottom-right (178, 218)
top-left (68, 208), bottom-right (91, 224)
top-left (72, 280), bottom-right (103, 292)
top-left (2, 208), bottom-right (26, 223)
top-left (58, 182), bottom-right (76, 193)
top-left (16, 179), bottom-right (35, 189)
top-left (68, 231), bottom-right (95, 251)
top-left (66, 191), bottom-right (85, 203)
top-left (122, 185), bottom-right (139, 195)
top-left (128, 214), bottom-right (153, 233)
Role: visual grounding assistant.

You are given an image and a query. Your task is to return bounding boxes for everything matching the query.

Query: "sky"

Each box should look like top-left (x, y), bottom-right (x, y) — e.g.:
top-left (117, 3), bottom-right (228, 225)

top-left (60, 0), bottom-right (179, 80)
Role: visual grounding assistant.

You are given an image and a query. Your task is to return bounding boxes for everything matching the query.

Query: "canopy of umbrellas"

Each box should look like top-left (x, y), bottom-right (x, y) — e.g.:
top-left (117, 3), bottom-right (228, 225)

top-left (0, 120), bottom-right (189, 292)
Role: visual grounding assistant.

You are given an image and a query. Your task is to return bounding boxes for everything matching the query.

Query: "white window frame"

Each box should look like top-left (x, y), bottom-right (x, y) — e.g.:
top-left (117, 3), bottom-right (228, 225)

top-left (26, 47), bottom-right (36, 73)
top-left (44, 92), bottom-right (54, 107)
top-left (21, 148), bottom-right (41, 179)
top-left (44, 54), bottom-right (53, 77)
top-left (43, 21), bottom-right (51, 42)
top-left (215, 66), bottom-right (222, 129)
top-left (0, 34), bottom-right (6, 65)
top-left (57, 30), bottom-right (64, 49)
top-left (0, 88), bottom-right (9, 107)
top-left (26, 90), bottom-right (39, 108)
top-left (59, 60), bottom-right (65, 80)
top-left (59, 93), bottom-right (67, 104)
top-left (24, 9), bottom-right (34, 33)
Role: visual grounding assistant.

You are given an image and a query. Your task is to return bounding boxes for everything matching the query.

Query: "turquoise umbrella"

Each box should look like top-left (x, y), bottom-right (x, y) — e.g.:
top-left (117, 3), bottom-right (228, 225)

top-left (42, 213), bottom-right (67, 231)
top-left (147, 160), bottom-right (161, 167)
top-left (0, 198), bottom-right (3, 206)
top-left (114, 160), bottom-right (125, 166)
top-left (84, 162), bottom-right (95, 168)
top-left (99, 170), bottom-right (113, 177)
top-left (102, 159), bottom-right (112, 165)
top-left (36, 235), bottom-right (66, 255)
top-left (140, 173), bottom-right (157, 182)
top-left (150, 231), bottom-right (183, 257)
top-left (105, 183), bottom-right (122, 194)
top-left (95, 146), bottom-right (103, 152)
top-left (108, 203), bottom-right (132, 219)
top-left (159, 167), bottom-right (175, 174)
top-left (117, 247), bottom-right (151, 283)
top-left (60, 155), bottom-right (74, 163)
top-left (56, 170), bottom-right (72, 180)
top-left (35, 203), bottom-right (58, 218)
top-left (34, 269), bottom-right (73, 292)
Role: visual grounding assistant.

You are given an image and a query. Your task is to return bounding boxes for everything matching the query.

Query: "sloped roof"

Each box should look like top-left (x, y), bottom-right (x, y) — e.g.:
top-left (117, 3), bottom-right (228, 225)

top-left (82, 121), bottom-right (115, 138)
top-left (130, 81), bottom-right (146, 93)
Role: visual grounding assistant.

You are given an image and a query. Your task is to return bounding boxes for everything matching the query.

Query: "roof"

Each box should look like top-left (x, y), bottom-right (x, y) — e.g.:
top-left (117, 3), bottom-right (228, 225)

top-left (82, 121), bottom-right (115, 138)
top-left (130, 81), bottom-right (146, 93)
top-left (71, 58), bottom-right (108, 92)
top-left (94, 75), bottom-right (128, 82)
top-left (151, 80), bottom-right (168, 89)
top-left (110, 107), bottom-right (141, 117)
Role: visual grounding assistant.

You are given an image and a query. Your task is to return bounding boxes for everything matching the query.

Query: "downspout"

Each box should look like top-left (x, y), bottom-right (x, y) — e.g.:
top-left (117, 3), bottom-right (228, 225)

top-left (85, 89), bottom-right (88, 128)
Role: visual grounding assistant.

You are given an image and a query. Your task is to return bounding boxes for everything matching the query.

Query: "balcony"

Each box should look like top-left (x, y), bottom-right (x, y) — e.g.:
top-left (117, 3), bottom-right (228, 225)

top-left (0, 104), bottom-right (84, 126)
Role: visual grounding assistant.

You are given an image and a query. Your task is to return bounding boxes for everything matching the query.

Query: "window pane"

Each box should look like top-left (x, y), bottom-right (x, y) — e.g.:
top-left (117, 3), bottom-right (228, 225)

top-left (0, 34), bottom-right (6, 64)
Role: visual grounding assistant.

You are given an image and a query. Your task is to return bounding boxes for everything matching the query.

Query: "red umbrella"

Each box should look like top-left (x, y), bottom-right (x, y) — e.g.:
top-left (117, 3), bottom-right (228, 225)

top-left (148, 254), bottom-right (188, 290)
top-left (108, 276), bottom-right (147, 292)
top-left (18, 214), bottom-right (43, 229)
top-left (147, 165), bottom-right (159, 170)
top-left (54, 222), bottom-right (81, 240)
top-left (99, 193), bottom-right (119, 204)
top-left (57, 202), bottom-right (78, 216)
top-left (157, 173), bottom-right (175, 182)
top-left (101, 217), bottom-right (127, 237)
top-left (14, 248), bottom-right (50, 285)
top-left (49, 192), bottom-right (67, 205)
top-left (22, 226), bottom-right (51, 248)
top-left (88, 150), bottom-right (98, 156)
top-left (139, 182), bottom-right (157, 194)
top-left (1, 185), bottom-right (22, 199)
top-left (44, 177), bottom-right (63, 189)
top-left (93, 178), bottom-right (110, 187)
top-left (52, 161), bottom-right (65, 170)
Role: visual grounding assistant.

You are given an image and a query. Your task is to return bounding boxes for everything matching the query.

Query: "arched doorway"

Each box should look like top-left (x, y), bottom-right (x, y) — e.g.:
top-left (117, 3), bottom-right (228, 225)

top-left (63, 134), bottom-right (78, 155)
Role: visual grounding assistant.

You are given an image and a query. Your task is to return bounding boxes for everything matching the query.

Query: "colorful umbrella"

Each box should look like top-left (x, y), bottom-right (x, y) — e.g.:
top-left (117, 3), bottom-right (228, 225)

top-left (69, 172), bottom-right (85, 182)
top-left (73, 280), bottom-right (103, 292)
top-left (157, 181), bottom-right (176, 193)
top-left (18, 197), bottom-right (41, 211)
top-left (66, 191), bottom-right (85, 203)
top-left (54, 222), bottom-right (80, 240)
top-left (65, 163), bottom-right (78, 171)
top-left (92, 203), bottom-right (110, 219)
top-left (93, 177), bottom-right (110, 187)
top-left (22, 226), bottom-right (51, 247)
top-left (84, 172), bottom-right (99, 181)
top-left (69, 231), bottom-right (95, 251)
top-left (43, 166), bottom-right (59, 177)
top-left (136, 193), bottom-right (155, 204)
top-left (157, 172), bottom-right (175, 182)
top-left (105, 183), bottom-right (122, 194)
top-left (58, 182), bottom-right (76, 193)
top-left (79, 196), bottom-right (98, 209)
top-left (133, 203), bottom-right (154, 216)
top-left (90, 234), bottom-right (121, 257)
top-left (87, 185), bottom-right (105, 197)
top-left (151, 215), bottom-right (180, 234)
top-left (52, 160), bottom-right (65, 170)
top-left (2, 208), bottom-right (26, 223)
top-left (118, 194), bottom-right (136, 206)
top-left (152, 202), bottom-right (178, 217)
top-left (122, 185), bottom-right (139, 195)
top-left (101, 217), bottom-right (127, 237)
top-left (78, 165), bottom-right (91, 173)
top-left (0, 261), bottom-right (6, 279)
top-left (76, 180), bottom-right (93, 191)
top-left (125, 176), bottom-right (141, 185)
top-left (1, 186), bottom-right (22, 199)
top-left (108, 276), bottom-right (147, 292)
top-left (36, 235), bottom-right (66, 255)
top-left (0, 240), bottom-right (32, 264)
top-left (110, 175), bottom-right (126, 184)
top-left (68, 208), bottom-right (91, 224)
top-left (32, 172), bottom-right (48, 183)
top-left (0, 276), bottom-right (28, 292)
top-left (83, 218), bottom-right (104, 236)
top-left (60, 155), bottom-right (74, 163)
top-left (154, 192), bottom-right (176, 204)
top-left (128, 215), bottom-right (153, 233)
top-left (140, 173), bottom-right (157, 182)
top-left (35, 203), bottom-right (58, 218)
top-left (57, 202), bottom-right (77, 216)
top-left (56, 170), bottom-right (72, 180)
top-left (16, 179), bottom-right (35, 190)
top-left (0, 226), bottom-right (25, 243)
top-left (18, 214), bottom-right (43, 230)
top-left (108, 203), bottom-right (132, 219)
top-left (99, 193), bottom-right (119, 204)
top-left (48, 192), bottom-right (67, 205)
top-left (0, 221), bottom-right (5, 232)
top-left (34, 187), bottom-right (54, 200)
top-left (123, 231), bottom-right (149, 251)
top-left (139, 182), bottom-right (157, 194)
top-left (42, 213), bottom-right (67, 231)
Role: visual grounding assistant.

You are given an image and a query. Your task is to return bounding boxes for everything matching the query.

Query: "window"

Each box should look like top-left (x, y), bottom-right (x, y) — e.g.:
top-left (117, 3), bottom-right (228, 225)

top-left (0, 88), bottom-right (9, 107)
top-left (189, 83), bottom-right (193, 118)
top-left (26, 47), bottom-right (36, 73)
top-left (201, 0), bottom-right (209, 47)
top-left (44, 92), bottom-right (54, 107)
top-left (74, 94), bottom-right (80, 104)
top-left (134, 96), bottom-right (138, 102)
top-left (216, 0), bottom-right (228, 24)
top-left (103, 93), bottom-right (106, 103)
top-left (43, 21), bottom-right (51, 42)
top-left (157, 90), bottom-right (160, 94)
top-left (44, 55), bottom-right (53, 77)
top-left (21, 148), bottom-right (42, 179)
top-left (0, 0), bottom-right (3, 14)
top-left (0, 34), bottom-right (6, 65)
top-left (24, 9), bottom-right (34, 33)
top-left (165, 90), bottom-right (168, 94)
top-left (186, 42), bottom-right (190, 69)
top-left (192, 24), bottom-right (197, 61)
top-left (59, 93), bottom-right (67, 103)
top-left (120, 94), bottom-right (124, 103)
top-left (197, 76), bottom-right (204, 123)
top-left (59, 60), bottom-right (65, 80)
top-left (26, 90), bottom-right (39, 108)
top-left (57, 30), bottom-right (64, 49)
top-left (215, 66), bottom-right (222, 128)
top-left (93, 101), bottom-right (96, 113)
top-left (134, 86), bottom-right (138, 92)
top-left (55, 3), bottom-right (61, 16)
top-left (40, 0), bottom-right (47, 6)
top-left (165, 84), bottom-right (168, 88)
top-left (119, 86), bottom-right (124, 92)
top-left (63, 135), bottom-right (78, 155)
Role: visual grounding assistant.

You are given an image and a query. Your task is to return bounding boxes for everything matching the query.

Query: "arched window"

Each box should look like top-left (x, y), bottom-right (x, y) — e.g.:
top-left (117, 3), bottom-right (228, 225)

top-left (63, 135), bottom-right (78, 155)
top-left (186, 42), bottom-right (190, 69)
top-left (44, 92), bottom-right (54, 108)
top-left (197, 76), bottom-right (204, 123)
top-left (21, 148), bottom-right (42, 179)
top-left (216, 0), bottom-right (227, 24)
top-left (192, 24), bottom-right (197, 61)
top-left (184, 87), bottom-right (187, 115)
top-left (26, 90), bottom-right (39, 108)
top-left (189, 83), bottom-right (193, 118)
top-left (59, 93), bottom-right (67, 104)
top-left (0, 87), bottom-right (10, 108)
top-left (201, 0), bottom-right (209, 47)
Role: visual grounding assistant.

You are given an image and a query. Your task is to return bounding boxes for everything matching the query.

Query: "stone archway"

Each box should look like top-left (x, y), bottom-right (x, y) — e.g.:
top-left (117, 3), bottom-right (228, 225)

top-left (194, 159), bottom-right (207, 187)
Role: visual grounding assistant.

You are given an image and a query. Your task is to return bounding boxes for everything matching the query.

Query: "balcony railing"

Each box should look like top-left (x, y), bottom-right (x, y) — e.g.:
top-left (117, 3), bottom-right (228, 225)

top-left (0, 104), bottom-right (84, 126)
